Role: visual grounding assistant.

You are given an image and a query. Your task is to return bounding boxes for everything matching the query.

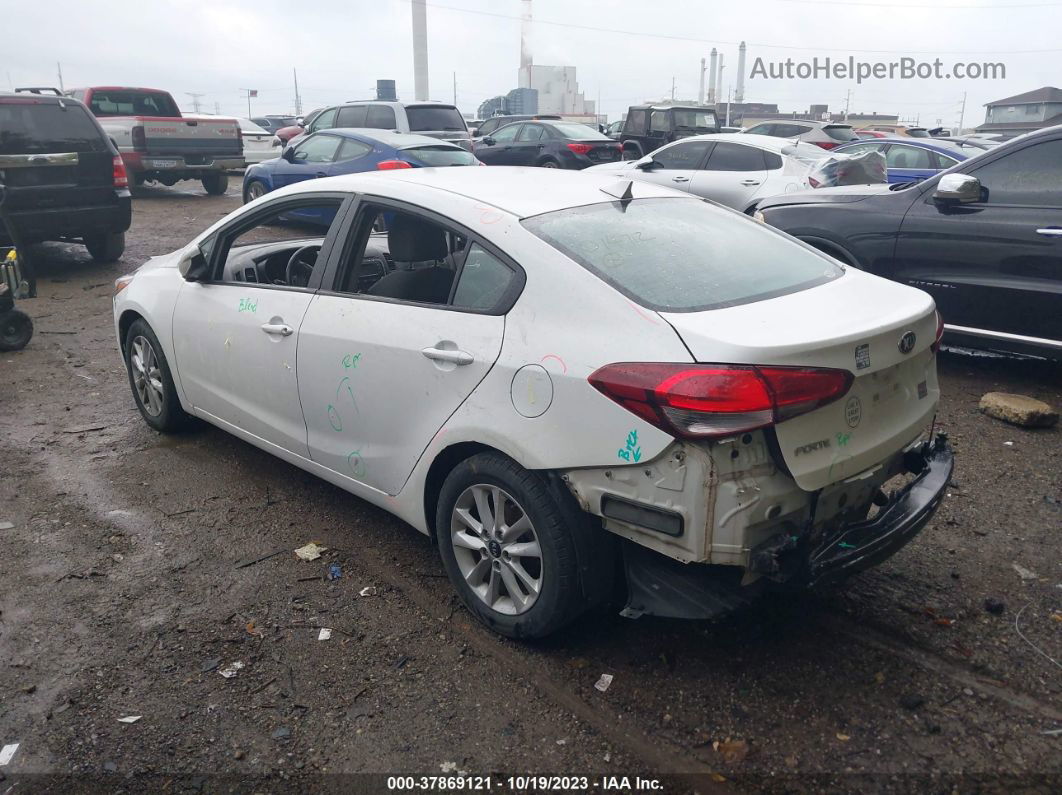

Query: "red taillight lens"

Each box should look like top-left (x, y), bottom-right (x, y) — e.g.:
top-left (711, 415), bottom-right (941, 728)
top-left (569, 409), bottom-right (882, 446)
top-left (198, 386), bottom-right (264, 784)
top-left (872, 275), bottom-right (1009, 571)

top-left (567, 142), bottom-right (592, 155)
top-left (131, 126), bottom-right (147, 152)
top-left (588, 363), bottom-right (854, 439)
top-left (377, 159), bottom-right (412, 170)
top-left (813, 141), bottom-right (839, 150)
top-left (113, 155), bottom-right (128, 189)
top-left (931, 311), bottom-right (944, 354)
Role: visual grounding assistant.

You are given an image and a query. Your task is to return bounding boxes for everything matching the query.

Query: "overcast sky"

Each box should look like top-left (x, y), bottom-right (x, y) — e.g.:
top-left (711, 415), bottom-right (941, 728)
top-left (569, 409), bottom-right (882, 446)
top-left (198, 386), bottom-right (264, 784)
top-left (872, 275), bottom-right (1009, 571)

top-left (3, 0), bottom-right (1060, 128)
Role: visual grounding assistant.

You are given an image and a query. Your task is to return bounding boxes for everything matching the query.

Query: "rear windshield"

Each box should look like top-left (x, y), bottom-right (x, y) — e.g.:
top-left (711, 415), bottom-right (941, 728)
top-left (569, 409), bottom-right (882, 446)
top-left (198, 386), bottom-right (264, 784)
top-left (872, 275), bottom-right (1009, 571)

top-left (0, 101), bottom-right (106, 155)
top-left (522, 198), bottom-right (842, 312)
top-left (88, 90), bottom-right (180, 117)
top-left (402, 145), bottom-right (477, 166)
top-left (823, 125), bottom-right (857, 141)
top-left (406, 106), bottom-right (467, 132)
top-left (550, 122), bottom-right (609, 140)
top-left (671, 110), bottom-right (717, 130)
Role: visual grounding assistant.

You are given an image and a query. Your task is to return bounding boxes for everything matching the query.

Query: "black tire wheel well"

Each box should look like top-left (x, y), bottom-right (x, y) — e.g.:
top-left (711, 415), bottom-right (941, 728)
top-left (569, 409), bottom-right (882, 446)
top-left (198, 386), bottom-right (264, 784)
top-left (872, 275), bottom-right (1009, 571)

top-left (117, 309), bottom-right (145, 355)
top-left (423, 441), bottom-right (495, 539)
top-left (801, 238), bottom-right (860, 267)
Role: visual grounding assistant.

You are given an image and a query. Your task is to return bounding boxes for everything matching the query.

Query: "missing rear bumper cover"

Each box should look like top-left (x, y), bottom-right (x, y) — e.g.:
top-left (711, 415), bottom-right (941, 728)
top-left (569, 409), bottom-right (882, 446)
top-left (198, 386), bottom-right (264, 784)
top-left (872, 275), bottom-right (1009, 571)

top-left (601, 494), bottom-right (684, 537)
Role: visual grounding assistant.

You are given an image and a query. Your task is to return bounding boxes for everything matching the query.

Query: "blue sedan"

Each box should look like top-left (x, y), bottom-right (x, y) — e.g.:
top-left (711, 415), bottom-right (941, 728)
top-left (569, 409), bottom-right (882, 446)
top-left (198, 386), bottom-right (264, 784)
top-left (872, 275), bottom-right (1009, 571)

top-left (242, 128), bottom-right (480, 203)
top-left (832, 138), bottom-right (971, 184)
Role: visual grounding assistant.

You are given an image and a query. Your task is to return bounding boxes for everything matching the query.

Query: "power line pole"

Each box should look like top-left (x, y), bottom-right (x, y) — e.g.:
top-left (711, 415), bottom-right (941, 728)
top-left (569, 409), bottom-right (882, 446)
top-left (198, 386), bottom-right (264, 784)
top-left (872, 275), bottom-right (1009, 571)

top-left (186, 93), bottom-right (204, 114)
top-left (293, 68), bottom-right (302, 116)
top-left (671, 76), bottom-right (676, 101)
top-left (843, 89), bottom-right (851, 121)
top-left (958, 91), bottom-right (967, 133)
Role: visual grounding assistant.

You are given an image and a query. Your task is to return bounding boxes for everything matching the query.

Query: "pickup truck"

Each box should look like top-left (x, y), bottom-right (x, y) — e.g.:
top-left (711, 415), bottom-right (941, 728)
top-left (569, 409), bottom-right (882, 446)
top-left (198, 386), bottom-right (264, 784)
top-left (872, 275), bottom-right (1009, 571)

top-left (68, 87), bottom-right (242, 195)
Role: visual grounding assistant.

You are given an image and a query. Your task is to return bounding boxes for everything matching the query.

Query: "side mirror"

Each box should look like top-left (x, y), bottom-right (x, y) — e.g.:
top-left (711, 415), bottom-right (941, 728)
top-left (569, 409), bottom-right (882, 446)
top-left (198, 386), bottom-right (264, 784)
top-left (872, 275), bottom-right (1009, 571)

top-left (636, 159), bottom-right (658, 171)
top-left (282, 147), bottom-right (296, 163)
top-left (483, 136), bottom-right (496, 146)
top-left (178, 245), bottom-right (210, 282)
top-left (933, 173), bottom-right (981, 204)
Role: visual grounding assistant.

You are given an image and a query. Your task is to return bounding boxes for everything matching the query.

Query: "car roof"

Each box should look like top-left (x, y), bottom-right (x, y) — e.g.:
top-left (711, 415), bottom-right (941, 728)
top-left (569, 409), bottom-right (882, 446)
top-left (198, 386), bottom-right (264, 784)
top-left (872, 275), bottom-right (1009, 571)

top-left (339, 100), bottom-right (460, 110)
top-left (675, 132), bottom-right (797, 152)
top-left (630, 104), bottom-right (714, 112)
top-left (282, 166), bottom-right (692, 218)
top-left (317, 128), bottom-right (463, 149)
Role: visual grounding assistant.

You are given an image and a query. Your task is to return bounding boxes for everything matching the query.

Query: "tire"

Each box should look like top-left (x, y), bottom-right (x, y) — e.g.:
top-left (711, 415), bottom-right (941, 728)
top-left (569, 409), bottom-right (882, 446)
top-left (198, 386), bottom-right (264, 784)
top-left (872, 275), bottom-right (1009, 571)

top-left (202, 172), bottom-right (229, 196)
top-left (436, 452), bottom-right (605, 639)
top-left (0, 310), bottom-right (33, 351)
top-left (85, 231), bottom-right (125, 263)
top-left (124, 318), bottom-right (190, 432)
top-left (243, 179), bottom-right (268, 204)
top-left (537, 158), bottom-right (560, 169)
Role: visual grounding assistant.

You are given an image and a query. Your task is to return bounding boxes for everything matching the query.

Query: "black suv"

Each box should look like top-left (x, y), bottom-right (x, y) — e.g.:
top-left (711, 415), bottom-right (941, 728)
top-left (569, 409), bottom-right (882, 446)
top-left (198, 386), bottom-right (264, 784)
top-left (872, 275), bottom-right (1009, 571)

top-left (0, 90), bottom-right (131, 262)
top-left (619, 104), bottom-right (719, 160)
top-left (757, 124), bottom-right (1062, 359)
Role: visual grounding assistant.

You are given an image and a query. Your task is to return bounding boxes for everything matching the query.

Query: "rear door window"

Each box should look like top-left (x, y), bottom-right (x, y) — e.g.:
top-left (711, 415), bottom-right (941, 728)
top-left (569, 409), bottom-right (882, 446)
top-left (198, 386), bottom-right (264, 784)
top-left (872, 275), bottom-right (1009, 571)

top-left (0, 100), bottom-right (106, 154)
top-left (516, 124), bottom-right (547, 142)
top-left (366, 105), bottom-right (397, 129)
top-left (336, 138), bottom-right (373, 162)
top-left (649, 111), bottom-right (671, 133)
top-left (969, 140), bottom-right (1062, 206)
top-left (702, 142), bottom-right (765, 172)
top-left (335, 106), bottom-right (368, 127)
top-left (625, 110), bottom-right (648, 135)
top-left (522, 197), bottom-right (841, 312)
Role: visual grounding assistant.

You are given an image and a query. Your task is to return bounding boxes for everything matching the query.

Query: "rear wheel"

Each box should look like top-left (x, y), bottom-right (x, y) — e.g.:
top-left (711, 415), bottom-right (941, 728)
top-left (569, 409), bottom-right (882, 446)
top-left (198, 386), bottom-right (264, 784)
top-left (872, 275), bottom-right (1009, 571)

top-left (202, 172), bottom-right (229, 196)
top-left (85, 231), bottom-right (126, 263)
top-left (537, 158), bottom-right (560, 169)
top-left (437, 453), bottom-right (598, 639)
top-left (243, 180), bottom-right (268, 203)
top-left (124, 318), bottom-right (189, 432)
top-left (0, 310), bottom-right (33, 351)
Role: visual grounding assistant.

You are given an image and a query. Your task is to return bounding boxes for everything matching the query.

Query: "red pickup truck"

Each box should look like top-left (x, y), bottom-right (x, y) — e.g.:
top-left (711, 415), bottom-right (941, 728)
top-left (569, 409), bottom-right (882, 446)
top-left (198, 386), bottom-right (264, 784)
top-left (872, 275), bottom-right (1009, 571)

top-left (69, 87), bottom-right (243, 194)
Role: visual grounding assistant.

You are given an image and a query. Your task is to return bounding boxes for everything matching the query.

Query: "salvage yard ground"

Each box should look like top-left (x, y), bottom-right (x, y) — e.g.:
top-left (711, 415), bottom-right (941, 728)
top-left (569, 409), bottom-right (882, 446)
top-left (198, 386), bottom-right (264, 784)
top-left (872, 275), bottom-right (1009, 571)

top-left (0, 182), bottom-right (1060, 791)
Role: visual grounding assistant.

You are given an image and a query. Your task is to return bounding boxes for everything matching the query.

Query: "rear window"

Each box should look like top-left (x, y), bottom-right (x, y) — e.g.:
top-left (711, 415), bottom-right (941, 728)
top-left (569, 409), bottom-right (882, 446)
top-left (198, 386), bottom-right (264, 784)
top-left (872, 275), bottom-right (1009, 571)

top-left (671, 109), bottom-right (717, 130)
top-left (550, 122), bottom-right (608, 140)
top-left (406, 106), bottom-right (467, 132)
top-left (823, 125), bottom-right (857, 142)
top-left (88, 90), bottom-right (180, 117)
top-left (522, 198), bottom-right (842, 312)
top-left (0, 101), bottom-right (107, 155)
top-left (403, 145), bottom-right (477, 166)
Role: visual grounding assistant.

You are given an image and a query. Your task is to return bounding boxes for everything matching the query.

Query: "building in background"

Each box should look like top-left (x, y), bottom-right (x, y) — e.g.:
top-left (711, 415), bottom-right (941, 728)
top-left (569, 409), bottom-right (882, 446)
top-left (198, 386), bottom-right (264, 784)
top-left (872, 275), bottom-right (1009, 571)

top-left (519, 65), bottom-right (595, 116)
top-left (714, 102), bottom-right (898, 129)
top-left (976, 86), bottom-right (1062, 138)
top-left (477, 87), bottom-right (540, 120)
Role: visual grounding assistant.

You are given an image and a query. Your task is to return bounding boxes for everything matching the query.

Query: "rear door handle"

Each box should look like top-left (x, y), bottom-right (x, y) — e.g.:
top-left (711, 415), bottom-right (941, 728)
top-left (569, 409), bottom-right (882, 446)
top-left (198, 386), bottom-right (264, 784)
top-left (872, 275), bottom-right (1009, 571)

top-left (672, 176), bottom-right (689, 183)
top-left (421, 347), bottom-right (473, 365)
top-left (261, 323), bottom-right (294, 337)
top-left (740, 179), bottom-right (762, 186)
top-left (1036, 227), bottom-right (1062, 237)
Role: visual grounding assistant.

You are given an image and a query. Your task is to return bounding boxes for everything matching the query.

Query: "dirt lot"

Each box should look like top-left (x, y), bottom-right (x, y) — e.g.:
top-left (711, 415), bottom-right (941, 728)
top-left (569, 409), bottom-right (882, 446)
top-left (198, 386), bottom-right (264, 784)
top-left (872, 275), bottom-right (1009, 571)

top-left (1, 181), bottom-right (1060, 792)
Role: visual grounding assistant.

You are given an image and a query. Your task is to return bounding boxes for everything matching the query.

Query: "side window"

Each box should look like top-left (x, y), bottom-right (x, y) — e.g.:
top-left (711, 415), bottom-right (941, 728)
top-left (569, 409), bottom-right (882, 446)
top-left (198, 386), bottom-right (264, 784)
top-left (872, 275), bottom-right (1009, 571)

top-left (517, 124), bottom-right (546, 142)
top-left (452, 244), bottom-right (516, 311)
top-left (335, 106), bottom-right (367, 127)
top-left (934, 152), bottom-right (960, 169)
top-left (490, 124), bottom-right (520, 143)
top-left (885, 145), bottom-right (933, 169)
top-left (212, 198), bottom-right (345, 288)
top-left (745, 123), bottom-right (773, 136)
top-left (839, 143), bottom-right (881, 156)
top-left (479, 118), bottom-right (498, 136)
top-left (310, 108), bottom-right (337, 132)
top-left (763, 151), bottom-right (783, 170)
top-left (336, 138), bottom-right (373, 161)
top-left (292, 134), bottom-right (340, 163)
top-left (649, 111), bottom-right (671, 133)
top-left (653, 141), bottom-right (712, 169)
top-left (702, 142), bottom-right (765, 172)
top-left (626, 110), bottom-right (648, 135)
top-left (970, 140), bottom-right (1062, 205)
top-left (366, 105), bottom-right (397, 129)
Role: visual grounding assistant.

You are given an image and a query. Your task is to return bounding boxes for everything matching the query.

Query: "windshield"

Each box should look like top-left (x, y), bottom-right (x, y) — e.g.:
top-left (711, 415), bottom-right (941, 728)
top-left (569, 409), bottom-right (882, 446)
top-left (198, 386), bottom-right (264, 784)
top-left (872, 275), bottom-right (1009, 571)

top-left (0, 101), bottom-right (106, 154)
top-left (406, 106), bottom-right (467, 132)
top-left (523, 198), bottom-right (842, 312)
top-left (671, 110), bottom-right (717, 129)
top-left (88, 90), bottom-right (180, 117)
top-left (403, 145), bottom-right (478, 166)
top-left (550, 122), bottom-right (609, 140)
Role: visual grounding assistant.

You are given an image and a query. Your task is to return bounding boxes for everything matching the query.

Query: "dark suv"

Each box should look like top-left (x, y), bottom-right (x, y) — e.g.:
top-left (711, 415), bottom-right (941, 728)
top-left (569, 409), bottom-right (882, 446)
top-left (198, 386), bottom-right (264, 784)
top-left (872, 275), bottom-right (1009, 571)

top-left (619, 104), bottom-right (719, 160)
top-left (756, 124), bottom-right (1062, 359)
top-left (0, 90), bottom-right (131, 262)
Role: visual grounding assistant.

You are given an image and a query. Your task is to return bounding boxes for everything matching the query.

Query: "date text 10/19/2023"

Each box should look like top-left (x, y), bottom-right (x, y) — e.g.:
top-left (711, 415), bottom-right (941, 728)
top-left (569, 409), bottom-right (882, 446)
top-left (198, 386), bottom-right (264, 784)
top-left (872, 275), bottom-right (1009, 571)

top-left (387, 775), bottom-right (664, 791)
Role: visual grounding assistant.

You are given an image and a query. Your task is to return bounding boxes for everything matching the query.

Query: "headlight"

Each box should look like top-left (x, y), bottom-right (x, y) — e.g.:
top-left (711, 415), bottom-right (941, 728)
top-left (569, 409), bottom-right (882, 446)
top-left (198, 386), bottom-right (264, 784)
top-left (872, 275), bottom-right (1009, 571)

top-left (752, 210), bottom-right (766, 223)
top-left (113, 273), bottom-right (135, 296)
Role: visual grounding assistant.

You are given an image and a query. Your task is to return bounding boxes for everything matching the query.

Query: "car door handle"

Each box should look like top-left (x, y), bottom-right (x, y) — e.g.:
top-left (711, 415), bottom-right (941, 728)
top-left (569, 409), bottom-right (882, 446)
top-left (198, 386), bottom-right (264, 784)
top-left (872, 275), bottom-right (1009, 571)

top-left (421, 347), bottom-right (474, 365)
top-left (260, 323), bottom-right (294, 337)
top-left (672, 176), bottom-right (689, 183)
top-left (740, 179), bottom-right (762, 186)
top-left (1035, 227), bottom-right (1062, 237)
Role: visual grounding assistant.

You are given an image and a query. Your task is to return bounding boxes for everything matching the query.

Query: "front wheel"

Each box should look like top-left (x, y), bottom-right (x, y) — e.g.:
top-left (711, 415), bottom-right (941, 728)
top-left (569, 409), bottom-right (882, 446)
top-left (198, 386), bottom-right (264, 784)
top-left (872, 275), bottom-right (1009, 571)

top-left (124, 319), bottom-right (190, 432)
top-left (85, 231), bottom-right (125, 263)
top-left (202, 172), bottom-right (229, 196)
top-left (243, 179), bottom-right (267, 203)
top-left (437, 453), bottom-right (598, 639)
top-left (0, 310), bottom-right (33, 351)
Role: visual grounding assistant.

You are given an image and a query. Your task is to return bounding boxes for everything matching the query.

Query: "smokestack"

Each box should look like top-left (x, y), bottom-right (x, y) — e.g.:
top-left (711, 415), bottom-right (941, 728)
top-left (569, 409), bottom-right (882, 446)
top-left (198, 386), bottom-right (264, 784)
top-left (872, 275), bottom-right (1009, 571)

top-left (707, 48), bottom-right (717, 104)
top-left (520, 0), bottom-right (533, 87)
top-left (735, 41), bottom-right (747, 104)
top-left (716, 54), bottom-right (725, 108)
top-left (698, 57), bottom-right (706, 104)
top-left (412, 0), bottom-right (429, 101)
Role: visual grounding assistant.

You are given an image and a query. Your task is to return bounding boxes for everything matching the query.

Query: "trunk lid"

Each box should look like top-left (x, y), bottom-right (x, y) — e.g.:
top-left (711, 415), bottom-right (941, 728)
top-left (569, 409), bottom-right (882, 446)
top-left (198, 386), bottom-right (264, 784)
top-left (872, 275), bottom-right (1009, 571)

top-left (660, 270), bottom-right (940, 490)
top-left (135, 116), bottom-right (242, 159)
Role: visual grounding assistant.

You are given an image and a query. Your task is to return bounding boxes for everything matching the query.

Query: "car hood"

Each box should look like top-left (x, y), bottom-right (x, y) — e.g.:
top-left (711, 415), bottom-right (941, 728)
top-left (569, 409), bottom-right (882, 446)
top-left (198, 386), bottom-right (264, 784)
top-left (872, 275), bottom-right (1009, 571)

top-left (758, 183), bottom-right (898, 210)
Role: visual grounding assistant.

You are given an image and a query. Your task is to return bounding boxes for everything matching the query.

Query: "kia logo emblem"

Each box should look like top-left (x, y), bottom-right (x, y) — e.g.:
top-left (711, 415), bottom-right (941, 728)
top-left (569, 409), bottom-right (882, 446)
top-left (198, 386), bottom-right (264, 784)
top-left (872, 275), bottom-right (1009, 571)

top-left (898, 331), bottom-right (917, 354)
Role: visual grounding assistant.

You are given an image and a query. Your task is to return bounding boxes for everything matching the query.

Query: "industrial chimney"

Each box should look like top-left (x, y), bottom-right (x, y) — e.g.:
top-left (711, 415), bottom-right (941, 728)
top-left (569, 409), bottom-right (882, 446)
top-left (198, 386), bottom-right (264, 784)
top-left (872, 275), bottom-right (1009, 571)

top-left (519, 0), bottom-right (533, 88)
top-left (735, 41), bottom-right (747, 103)
top-left (715, 53), bottom-right (725, 107)
top-left (698, 57), bottom-right (706, 104)
top-left (707, 48), bottom-right (718, 104)
top-left (412, 0), bottom-right (429, 101)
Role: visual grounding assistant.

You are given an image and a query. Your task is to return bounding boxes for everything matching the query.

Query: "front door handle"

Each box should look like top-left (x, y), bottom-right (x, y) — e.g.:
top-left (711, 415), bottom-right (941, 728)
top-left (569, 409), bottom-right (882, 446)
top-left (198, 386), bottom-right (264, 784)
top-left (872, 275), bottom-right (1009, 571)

top-left (672, 176), bottom-right (690, 183)
top-left (1036, 227), bottom-right (1062, 237)
top-left (261, 323), bottom-right (294, 337)
top-left (740, 179), bottom-right (762, 186)
top-left (421, 347), bottom-right (473, 366)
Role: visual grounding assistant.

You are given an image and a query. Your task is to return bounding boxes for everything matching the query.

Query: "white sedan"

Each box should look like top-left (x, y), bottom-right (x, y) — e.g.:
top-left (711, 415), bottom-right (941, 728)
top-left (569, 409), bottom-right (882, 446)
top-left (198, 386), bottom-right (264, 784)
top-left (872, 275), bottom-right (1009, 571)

top-left (236, 117), bottom-right (278, 165)
top-left (113, 167), bottom-right (953, 639)
top-left (585, 133), bottom-right (827, 213)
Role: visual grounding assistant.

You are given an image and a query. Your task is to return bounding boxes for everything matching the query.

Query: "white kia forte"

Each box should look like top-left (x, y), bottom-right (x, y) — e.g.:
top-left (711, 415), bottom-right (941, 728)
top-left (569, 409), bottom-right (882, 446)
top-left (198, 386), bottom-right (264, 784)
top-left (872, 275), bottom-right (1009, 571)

top-left (113, 167), bottom-right (953, 639)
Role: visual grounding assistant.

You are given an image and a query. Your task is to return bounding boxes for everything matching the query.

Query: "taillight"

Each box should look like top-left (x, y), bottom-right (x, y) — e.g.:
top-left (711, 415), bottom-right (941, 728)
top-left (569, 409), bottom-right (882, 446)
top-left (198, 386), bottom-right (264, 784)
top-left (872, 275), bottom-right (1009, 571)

top-left (813, 141), bottom-right (839, 150)
top-left (113, 155), bottom-right (128, 189)
top-left (131, 126), bottom-right (147, 152)
top-left (931, 311), bottom-right (944, 354)
top-left (377, 159), bottom-right (412, 170)
top-left (567, 142), bottom-right (592, 155)
top-left (588, 363), bottom-right (854, 439)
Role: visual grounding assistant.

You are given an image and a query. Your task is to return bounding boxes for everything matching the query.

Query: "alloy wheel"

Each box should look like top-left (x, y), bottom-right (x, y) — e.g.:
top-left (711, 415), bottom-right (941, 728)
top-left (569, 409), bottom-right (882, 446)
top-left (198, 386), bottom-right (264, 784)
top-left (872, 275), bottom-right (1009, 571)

top-left (247, 182), bottom-right (266, 201)
top-left (450, 484), bottom-right (543, 615)
top-left (130, 335), bottom-right (165, 417)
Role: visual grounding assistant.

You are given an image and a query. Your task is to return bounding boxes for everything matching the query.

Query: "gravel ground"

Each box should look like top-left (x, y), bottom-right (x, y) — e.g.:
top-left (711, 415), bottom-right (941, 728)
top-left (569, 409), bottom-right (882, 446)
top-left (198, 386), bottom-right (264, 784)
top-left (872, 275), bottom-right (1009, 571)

top-left (0, 181), bottom-right (1059, 793)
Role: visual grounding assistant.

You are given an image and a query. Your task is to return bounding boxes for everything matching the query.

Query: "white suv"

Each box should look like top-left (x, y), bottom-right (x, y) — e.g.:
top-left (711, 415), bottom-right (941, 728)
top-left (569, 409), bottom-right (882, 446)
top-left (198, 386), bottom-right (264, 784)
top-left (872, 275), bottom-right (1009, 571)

top-left (298, 100), bottom-right (472, 151)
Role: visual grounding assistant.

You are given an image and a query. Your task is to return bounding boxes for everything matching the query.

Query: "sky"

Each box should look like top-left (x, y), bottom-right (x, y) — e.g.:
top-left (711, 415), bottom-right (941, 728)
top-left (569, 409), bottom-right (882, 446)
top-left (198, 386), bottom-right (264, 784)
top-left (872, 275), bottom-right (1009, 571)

top-left (2, 0), bottom-right (1061, 129)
